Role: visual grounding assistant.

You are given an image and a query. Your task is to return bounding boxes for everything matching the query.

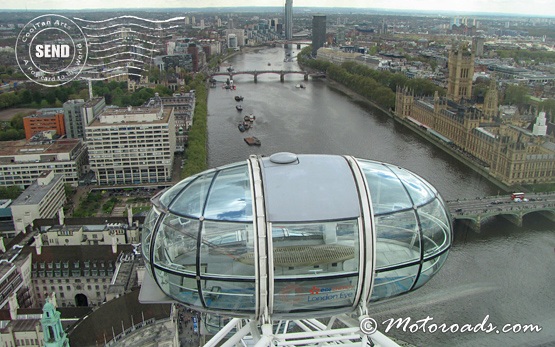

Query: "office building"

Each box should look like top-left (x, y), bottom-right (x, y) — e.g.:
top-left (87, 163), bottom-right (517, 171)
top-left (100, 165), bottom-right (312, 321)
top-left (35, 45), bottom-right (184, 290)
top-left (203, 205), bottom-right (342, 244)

top-left (228, 34), bottom-right (237, 49)
top-left (63, 97), bottom-right (106, 140)
top-left (312, 14), bottom-right (326, 56)
top-left (473, 36), bottom-right (485, 57)
top-left (224, 29), bottom-right (245, 47)
top-left (0, 265), bottom-right (32, 310)
top-left (62, 99), bottom-right (85, 139)
top-left (85, 99), bottom-right (176, 185)
top-left (284, 0), bottom-right (293, 40)
top-left (0, 138), bottom-right (88, 188)
top-left (23, 109), bottom-right (65, 140)
top-left (10, 171), bottom-right (66, 234)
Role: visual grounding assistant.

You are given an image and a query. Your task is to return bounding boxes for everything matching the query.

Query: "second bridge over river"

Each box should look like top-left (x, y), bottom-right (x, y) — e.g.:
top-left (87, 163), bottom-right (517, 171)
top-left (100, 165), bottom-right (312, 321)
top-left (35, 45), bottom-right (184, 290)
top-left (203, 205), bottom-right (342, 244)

top-left (446, 192), bottom-right (555, 231)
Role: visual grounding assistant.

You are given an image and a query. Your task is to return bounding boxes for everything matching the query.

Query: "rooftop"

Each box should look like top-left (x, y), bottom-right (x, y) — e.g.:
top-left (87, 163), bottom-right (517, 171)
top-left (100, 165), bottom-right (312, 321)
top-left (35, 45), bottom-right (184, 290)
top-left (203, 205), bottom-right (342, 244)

top-left (68, 290), bottom-right (171, 347)
top-left (11, 174), bottom-right (63, 207)
top-left (29, 244), bottom-right (133, 263)
top-left (88, 107), bottom-right (173, 127)
top-left (83, 97), bottom-right (105, 108)
top-left (0, 138), bottom-right (82, 158)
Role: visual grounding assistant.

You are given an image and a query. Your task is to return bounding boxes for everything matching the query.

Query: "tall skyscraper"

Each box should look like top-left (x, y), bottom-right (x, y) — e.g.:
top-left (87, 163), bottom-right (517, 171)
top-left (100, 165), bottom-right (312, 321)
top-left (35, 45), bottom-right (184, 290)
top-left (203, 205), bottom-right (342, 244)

top-left (284, 0), bottom-right (293, 40)
top-left (312, 14), bottom-right (326, 56)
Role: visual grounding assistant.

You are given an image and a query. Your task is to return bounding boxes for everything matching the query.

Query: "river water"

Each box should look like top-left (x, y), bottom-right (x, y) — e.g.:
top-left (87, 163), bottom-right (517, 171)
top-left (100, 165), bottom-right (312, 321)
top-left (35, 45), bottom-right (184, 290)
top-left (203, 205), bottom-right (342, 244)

top-left (206, 46), bottom-right (555, 346)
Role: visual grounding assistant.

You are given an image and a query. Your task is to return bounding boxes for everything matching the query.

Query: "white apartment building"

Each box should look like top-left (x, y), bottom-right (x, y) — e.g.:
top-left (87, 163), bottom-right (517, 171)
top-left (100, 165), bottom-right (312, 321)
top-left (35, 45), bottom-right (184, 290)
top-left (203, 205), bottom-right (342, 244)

top-left (10, 171), bottom-right (66, 234)
top-left (0, 138), bottom-right (88, 188)
top-left (225, 29), bottom-right (245, 46)
top-left (85, 101), bottom-right (176, 185)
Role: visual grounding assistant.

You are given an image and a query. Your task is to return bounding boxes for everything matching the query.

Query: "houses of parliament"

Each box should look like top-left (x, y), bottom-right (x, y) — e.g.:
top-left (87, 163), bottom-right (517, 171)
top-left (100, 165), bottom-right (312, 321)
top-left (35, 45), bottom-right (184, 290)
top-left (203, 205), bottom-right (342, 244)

top-left (395, 44), bottom-right (555, 187)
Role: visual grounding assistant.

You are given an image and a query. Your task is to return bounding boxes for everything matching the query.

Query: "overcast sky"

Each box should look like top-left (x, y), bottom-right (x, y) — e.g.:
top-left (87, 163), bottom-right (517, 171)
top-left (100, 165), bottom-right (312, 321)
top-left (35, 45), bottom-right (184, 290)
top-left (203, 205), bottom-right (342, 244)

top-left (3, 0), bottom-right (555, 17)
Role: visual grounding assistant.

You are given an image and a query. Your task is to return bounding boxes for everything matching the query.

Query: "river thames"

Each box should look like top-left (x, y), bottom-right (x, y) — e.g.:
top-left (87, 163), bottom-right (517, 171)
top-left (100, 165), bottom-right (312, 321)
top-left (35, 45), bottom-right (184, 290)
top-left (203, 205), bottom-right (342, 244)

top-left (206, 46), bottom-right (555, 346)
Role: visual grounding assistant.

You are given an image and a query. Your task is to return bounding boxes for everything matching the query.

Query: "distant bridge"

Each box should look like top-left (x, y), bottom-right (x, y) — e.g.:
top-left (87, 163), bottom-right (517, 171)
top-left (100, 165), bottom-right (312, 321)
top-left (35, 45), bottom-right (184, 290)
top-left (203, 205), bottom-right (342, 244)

top-left (446, 192), bottom-right (555, 231)
top-left (211, 70), bottom-right (310, 82)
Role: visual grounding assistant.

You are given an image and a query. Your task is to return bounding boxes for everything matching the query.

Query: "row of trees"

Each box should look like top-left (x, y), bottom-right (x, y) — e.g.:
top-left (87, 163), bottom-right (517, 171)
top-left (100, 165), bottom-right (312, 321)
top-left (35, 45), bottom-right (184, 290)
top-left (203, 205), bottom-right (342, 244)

top-left (91, 81), bottom-right (173, 107)
top-left (327, 65), bottom-right (397, 110)
top-left (0, 112), bottom-right (25, 141)
top-left (181, 74), bottom-right (208, 178)
top-left (496, 49), bottom-right (555, 65)
top-left (0, 186), bottom-right (23, 200)
top-left (298, 46), bottom-right (444, 110)
top-left (0, 79), bottom-right (177, 111)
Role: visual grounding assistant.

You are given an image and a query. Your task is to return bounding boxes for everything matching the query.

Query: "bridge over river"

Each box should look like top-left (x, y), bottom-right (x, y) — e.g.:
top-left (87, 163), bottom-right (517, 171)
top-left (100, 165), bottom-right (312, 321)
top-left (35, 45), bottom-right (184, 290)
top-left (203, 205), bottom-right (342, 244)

top-left (211, 70), bottom-right (312, 83)
top-left (446, 192), bottom-right (555, 231)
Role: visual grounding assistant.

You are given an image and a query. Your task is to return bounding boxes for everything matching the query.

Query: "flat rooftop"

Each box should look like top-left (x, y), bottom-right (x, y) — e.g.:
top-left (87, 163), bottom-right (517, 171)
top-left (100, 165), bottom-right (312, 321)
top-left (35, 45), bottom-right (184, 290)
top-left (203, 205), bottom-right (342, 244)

top-left (0, 138), bottom-right (81, 158)
top-left (88, 107), bottom-right (173, 127)
top-left (84, 97), bottom-right (104, 108)
top-left (12, 174), bottom-right (64, 206)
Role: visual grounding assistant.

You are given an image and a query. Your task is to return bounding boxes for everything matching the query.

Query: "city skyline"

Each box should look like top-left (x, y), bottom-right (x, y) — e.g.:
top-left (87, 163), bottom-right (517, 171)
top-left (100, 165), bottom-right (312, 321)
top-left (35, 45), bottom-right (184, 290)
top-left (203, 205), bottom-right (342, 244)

top-left (2, 0), bottom-right (555, 17)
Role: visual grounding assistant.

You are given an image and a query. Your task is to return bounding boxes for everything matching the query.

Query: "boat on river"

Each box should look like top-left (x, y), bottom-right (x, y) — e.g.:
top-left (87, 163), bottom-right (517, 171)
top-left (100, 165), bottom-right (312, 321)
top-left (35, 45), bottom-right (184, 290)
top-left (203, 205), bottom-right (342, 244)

top-left (244, 137), bottom-right (261, 146)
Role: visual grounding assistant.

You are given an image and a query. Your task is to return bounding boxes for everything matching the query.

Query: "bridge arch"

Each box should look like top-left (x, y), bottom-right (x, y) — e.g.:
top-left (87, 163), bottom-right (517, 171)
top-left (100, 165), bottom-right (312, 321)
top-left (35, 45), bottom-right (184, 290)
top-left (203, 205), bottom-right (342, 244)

top-left (453, 208), bottom-right (555, 232)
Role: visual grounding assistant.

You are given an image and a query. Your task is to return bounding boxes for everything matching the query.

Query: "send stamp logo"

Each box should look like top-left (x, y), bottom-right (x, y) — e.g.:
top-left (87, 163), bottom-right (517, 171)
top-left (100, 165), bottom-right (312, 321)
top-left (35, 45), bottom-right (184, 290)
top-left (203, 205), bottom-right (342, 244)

top-left (15, 14), bottom-right (88, 87)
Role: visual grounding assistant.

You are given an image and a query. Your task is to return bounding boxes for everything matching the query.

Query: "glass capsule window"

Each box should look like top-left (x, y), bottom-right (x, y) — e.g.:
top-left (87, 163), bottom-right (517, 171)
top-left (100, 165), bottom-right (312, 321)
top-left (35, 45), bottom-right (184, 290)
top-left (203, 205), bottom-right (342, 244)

top-left (357, 159), bottom-right (452, 302)
top-left (270, 220), bottom-right (360, 314)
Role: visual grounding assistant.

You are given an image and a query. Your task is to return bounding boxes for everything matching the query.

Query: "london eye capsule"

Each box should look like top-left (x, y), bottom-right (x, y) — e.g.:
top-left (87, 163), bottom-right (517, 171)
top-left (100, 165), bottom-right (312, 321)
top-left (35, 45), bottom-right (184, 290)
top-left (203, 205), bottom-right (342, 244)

top-left (139, 153), bottom-right (452, 320)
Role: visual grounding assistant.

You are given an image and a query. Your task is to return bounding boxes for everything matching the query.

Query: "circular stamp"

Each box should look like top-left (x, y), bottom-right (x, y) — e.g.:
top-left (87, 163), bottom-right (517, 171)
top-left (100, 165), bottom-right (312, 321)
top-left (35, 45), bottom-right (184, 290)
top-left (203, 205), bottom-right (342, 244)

top-left (15, 14), bottom-right (88, 87)
top-left (359, 316), bottom-right (377, 335)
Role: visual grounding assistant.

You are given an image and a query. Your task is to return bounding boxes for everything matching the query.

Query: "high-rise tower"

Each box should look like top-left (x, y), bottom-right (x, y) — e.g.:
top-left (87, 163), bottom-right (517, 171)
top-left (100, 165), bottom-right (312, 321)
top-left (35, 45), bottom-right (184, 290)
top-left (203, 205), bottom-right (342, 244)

top-left (311, 14), bottom-right (327, 56)
top-left (284, 0), bottom-right (293, 40)
top-left (447, 43), bottom-right (475, 102)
